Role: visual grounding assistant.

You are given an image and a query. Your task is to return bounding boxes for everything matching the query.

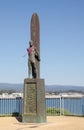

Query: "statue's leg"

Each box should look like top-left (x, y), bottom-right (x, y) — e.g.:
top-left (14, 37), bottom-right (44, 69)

top-left (28, 59), bottom-right (31, 78)
top-left (31, 62), bottom-right (37, 78)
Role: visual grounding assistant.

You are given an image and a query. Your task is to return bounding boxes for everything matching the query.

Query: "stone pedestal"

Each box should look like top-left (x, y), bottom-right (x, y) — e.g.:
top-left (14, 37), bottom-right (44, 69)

top-left (22, 78), bottom-right (46, 123)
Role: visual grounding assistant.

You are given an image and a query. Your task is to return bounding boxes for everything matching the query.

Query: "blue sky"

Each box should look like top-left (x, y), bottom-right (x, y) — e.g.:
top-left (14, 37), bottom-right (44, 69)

top-left (0, 0), bottom-right (84, 86)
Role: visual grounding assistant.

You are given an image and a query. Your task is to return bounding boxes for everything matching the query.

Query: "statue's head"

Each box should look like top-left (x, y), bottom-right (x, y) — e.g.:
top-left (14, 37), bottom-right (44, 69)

top-left (29, 40), bottom-right (33, 47)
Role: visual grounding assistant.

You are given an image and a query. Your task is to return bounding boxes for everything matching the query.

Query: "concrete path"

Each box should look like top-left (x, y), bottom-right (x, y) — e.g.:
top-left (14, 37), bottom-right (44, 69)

top-left (0, 116), bottom-right (84, 130)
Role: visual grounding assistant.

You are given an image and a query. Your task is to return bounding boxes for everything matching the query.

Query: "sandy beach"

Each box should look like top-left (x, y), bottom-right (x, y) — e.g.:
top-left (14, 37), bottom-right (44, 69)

top-left (0, 116), bottom-right (84, 130)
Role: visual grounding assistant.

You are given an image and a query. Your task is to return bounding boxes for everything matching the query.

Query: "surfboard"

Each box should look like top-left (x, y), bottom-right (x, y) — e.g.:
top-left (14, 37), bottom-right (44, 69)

top-left (30, 13), bottom-right (40, 78)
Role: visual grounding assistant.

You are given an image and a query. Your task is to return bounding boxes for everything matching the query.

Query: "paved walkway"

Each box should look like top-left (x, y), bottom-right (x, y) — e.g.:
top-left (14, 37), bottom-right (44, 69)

top-left (0, 116), bottom-right (84, 130)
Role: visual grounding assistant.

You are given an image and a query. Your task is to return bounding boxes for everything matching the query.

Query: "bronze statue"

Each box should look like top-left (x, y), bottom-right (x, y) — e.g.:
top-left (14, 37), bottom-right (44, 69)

top-left (27, 40), bottom-right (40, 78)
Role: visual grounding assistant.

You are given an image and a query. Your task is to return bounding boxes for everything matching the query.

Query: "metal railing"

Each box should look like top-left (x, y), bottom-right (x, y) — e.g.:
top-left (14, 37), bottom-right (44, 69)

top-left (46, 94), bottom-right (84, 116)
top-left (0, 97), bottom-right (22, 116)
top-left (0, 95), bottom-right (84, 116)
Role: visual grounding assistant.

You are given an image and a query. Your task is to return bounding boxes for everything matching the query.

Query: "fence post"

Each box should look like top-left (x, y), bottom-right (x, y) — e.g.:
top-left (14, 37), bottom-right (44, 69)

top-left (62, 97), bottom-right (64, 115)
top-left (60, 96), bottom-right (62, 116)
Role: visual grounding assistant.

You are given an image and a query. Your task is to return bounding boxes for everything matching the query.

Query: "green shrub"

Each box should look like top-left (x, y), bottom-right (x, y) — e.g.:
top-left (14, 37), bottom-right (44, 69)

top-left (46, 108), bottom-right (60, 115)
top-left (46, 108), bottom-right (72, 115)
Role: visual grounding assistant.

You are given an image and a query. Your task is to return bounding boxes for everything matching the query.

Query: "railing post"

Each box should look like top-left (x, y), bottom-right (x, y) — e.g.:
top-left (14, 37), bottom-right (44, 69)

top-left (60, 96), bottom-right (62, 116)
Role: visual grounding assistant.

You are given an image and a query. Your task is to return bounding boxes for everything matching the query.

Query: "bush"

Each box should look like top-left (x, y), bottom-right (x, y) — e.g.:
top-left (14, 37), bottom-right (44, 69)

top-left (46, 108), bottom-right (60, 115)
top-left (46, 108), bottom-right (72, 115)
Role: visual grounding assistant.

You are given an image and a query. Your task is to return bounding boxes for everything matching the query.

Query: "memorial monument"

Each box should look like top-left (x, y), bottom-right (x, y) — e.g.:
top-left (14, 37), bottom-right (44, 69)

top-left (22, 13), bottom-right (46, 123)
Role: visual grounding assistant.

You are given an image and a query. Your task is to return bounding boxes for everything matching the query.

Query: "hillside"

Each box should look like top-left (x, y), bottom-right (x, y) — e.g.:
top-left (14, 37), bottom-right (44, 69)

top-left (0, 83), bottom-right (23, 92)
top-left (0, 83), bottom-right (84, 93)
